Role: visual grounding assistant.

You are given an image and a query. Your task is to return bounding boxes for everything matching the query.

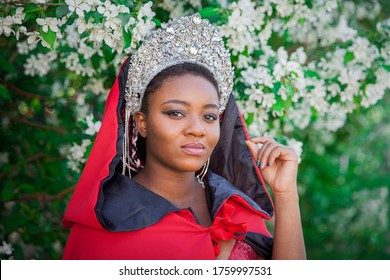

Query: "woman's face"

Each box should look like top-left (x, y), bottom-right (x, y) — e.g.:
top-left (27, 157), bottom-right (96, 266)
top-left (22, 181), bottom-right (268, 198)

top-left (136, 74), bottom-right (220, 173)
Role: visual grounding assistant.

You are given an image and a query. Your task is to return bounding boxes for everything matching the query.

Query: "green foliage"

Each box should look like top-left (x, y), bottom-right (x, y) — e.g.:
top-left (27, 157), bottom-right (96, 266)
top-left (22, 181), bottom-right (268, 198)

top-left (297, 93), bottom-right (390, 259)
top-left (0, 0), bottom-right (389, 260)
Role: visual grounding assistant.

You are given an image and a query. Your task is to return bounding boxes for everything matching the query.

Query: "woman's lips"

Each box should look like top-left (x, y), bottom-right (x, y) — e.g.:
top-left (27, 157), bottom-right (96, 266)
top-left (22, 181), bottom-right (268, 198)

top-left (181, 142), bottom-right (205, 155)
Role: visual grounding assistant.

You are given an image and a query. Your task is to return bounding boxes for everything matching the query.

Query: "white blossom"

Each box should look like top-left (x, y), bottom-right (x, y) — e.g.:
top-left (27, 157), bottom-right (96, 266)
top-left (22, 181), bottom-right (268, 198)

top-left (24, 52), bottom-right (57, 76)
top-left (349, 37), bottom-right (380, 68)
top-left (276, 0), bottom-right (294, 18)
top-left (36, 17), bottom-right (60, 33)
top-left (83, 78), bottom-right (107, 96)
top-left (26, 31), bottom-right (51, 48)
top-left (262, 93), bottom-right (277, 109)
top-left (66, 0), bottom-right (92, 17)
top-left (129, 2), bottom-right (156, 48)
top-left (67, 139), bottom-right (92, 173)
top-left (0, 241), bottom-right (13, 256)
top-left (286, 138), bottom-right (303, 163)
top-left (85, 114), bottom-right (101, 135)
top-left (218, 0), bottom-right (264, 55)
top-left (287, 103), bottom-right (312, 130)
top-left (16, 41), bottom-right (29, 54)
top-left (0, 152), bottom-right (9, 167)
top-left (0, 8), bottom-right (25, 37)
top-left (241, 66), bottom-right (274, 88)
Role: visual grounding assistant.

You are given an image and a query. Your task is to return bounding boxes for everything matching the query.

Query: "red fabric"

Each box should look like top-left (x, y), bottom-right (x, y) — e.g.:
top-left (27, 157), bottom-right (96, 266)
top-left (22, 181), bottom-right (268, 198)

top-left (62, 62), bottom-right (126, 230)
top-left (62, 59), bottom-right (273, 260)
top-left (229, 240), bottom-right (258, 260)
top-left (208, 203), bottom-right (247, 256)
top-left (63, 195), bottom-right (271, 260)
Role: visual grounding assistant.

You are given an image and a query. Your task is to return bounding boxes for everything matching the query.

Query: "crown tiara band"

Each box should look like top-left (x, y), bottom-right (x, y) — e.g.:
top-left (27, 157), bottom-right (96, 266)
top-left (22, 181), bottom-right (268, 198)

top-left (122, 13), bottom-right (234, 176)
top-left (124, 13), bottom-right (234, 114)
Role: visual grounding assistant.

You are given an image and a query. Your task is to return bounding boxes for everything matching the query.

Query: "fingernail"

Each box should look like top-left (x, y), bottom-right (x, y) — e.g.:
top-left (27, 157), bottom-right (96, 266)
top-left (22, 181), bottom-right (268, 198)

top-left (256, 160), bottom-right (262, 168)
top-left (245, 140), bottom-right (249, 146)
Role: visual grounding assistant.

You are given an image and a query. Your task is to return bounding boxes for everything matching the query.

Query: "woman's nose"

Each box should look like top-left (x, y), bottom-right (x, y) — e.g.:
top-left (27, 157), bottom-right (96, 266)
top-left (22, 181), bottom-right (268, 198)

top-left (184, 116), bottom-right (206, 137)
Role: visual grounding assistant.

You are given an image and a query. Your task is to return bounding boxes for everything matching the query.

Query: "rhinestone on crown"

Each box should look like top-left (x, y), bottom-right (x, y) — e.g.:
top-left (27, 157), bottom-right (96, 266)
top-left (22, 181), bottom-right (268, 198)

top-left (124, 13), bottom-right (234, 114)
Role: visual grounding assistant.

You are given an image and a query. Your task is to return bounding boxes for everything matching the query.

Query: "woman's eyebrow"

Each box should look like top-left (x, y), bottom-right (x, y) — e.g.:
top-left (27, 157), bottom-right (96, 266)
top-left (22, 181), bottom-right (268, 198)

top-left (161, 99), bottom-right (219, 109)
top-left (160, 99), bottom-right (189, 106)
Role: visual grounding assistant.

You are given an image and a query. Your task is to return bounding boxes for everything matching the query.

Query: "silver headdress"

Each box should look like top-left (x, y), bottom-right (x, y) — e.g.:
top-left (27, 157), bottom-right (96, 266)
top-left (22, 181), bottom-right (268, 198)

top-left (123, 13), bottom-right (234, 175)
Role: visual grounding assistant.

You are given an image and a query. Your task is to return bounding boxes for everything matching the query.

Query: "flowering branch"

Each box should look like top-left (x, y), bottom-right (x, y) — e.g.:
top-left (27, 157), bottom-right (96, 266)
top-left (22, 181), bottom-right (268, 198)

top-left (0, 153), bottom-right (45, 178)
top-left (0, 112), bottom-right (68, 134)
top-left (2, 80), bottom-right (46, 101)
top-left (9, 185), bottom-right (76, 202)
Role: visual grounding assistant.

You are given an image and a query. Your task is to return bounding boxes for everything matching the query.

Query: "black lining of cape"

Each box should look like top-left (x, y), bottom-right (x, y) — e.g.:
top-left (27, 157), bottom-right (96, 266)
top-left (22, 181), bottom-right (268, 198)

top-left (95, 58), bottom-right (130, 228)
top-left (96, 170), bottom-right (273, 259)
top-left (93, 58), bottom-right (273, 259)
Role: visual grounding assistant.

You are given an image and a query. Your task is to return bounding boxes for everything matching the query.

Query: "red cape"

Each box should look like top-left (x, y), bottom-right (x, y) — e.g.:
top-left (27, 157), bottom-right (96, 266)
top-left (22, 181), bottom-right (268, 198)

top-left (62, 59), bottom-right (274, 259)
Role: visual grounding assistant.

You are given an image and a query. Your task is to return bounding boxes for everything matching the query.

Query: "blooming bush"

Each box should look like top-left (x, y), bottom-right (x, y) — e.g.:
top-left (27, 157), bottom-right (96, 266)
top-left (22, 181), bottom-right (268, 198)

top-left (0, 0), bottom-right (389, 259)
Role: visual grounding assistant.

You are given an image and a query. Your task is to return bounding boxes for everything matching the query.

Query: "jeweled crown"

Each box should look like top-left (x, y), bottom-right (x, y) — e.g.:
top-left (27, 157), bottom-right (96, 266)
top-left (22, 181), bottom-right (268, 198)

top-left (124, 13), bottom-right (234, 114)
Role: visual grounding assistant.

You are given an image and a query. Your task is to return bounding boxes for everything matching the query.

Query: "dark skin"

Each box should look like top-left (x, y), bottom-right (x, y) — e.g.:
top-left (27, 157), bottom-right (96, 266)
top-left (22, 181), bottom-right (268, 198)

top-left (133, 74), bottom-right (306, 259)
top-left (133, 74), bottom-right (219, 227)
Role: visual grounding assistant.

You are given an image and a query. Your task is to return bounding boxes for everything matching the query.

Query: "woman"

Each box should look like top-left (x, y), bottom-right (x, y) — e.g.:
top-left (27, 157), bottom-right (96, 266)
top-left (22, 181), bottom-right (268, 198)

top-left (62, 13), bottom-right (306, 260)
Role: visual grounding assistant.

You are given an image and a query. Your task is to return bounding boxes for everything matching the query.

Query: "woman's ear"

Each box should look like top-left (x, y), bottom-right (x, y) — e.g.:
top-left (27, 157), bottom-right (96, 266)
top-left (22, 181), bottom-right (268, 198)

top-left (133, 112), bottom-right (147, 138)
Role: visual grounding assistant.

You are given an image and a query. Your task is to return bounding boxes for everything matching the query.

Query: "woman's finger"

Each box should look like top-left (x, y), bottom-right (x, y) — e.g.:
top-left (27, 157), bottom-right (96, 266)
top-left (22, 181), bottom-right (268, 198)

top-left (245, 140), bottom-right (260, 160)
top-left (250, 136), bottom-right (275, 145)
top-left (265, 145), bottom-right (284, 167)
top-left (258, 142), bottom-right (279, 169)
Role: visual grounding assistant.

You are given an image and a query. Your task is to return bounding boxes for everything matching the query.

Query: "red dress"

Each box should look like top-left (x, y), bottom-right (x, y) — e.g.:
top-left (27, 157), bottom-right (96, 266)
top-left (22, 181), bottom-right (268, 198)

top-left (63, 171), bottom-right (273, 259)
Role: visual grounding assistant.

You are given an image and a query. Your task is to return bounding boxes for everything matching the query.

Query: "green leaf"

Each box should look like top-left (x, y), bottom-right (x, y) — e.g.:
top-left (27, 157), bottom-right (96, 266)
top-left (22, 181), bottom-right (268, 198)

top-left (122, 28), bottom-right (132, 49)
top-left (272, 94), bottom-right (284, 113)
top-left (246, 112), bottom-right (254, 126)
top-left (382, 64), bottom-right (390, 72)
top-left (305, 70), bottom-right (320, 79)
top-left (298, 18), bottom-right (306, 25)
top-left (199, 7), bottom-right (219, 19)
top-left (84, 11), bottom-right (95, 22)
top-left (0, 56), bottom-right (16, 73)
top-left (285, 83), bottom-right (295, 97)
top-left (20, 183), bottom-right (36, 193)
top-left (1, 183), bottom-right (15, 200)
top-left (31, 98), bottom-right (42, 113)
top-left (119, 13), bottom-right (133, 26)
top-left (305, 0), bottom-right (313, 9)
top-left (344, 51), bottom-right (355, 63)
top-left (40, 29), bottom-right (57, 49)
top-left (152, 18), bottom-right (161, 27)
top-left (25, 3), bottom-right (41, 14)
top-left (272, 82), bottom-right (281, 94)
top-left (85, 140), bottom-right (93, 158)
top-left (56, 6), bottom-right (70, 18)
top-left (93, 12), bottom-right (103, 23)
top-left (85, 11), bottom-right (103, 23)
top-left (0, 84), bottom-right (10, 101)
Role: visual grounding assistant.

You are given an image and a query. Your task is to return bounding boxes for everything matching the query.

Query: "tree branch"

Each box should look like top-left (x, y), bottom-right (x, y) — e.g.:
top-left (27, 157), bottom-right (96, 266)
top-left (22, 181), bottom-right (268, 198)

top-left (11, 185), bottom-right (76, 202)
top-left (0, 153), bottom-right (64, 178)
top-left (20, 118), bottom-right (68, 134)
top-left (2, 80), bottom-right (46, 101)
top-left (0, 111), bottom-right (68, 134)
top-left (2, 1), bottom-right (65, 6)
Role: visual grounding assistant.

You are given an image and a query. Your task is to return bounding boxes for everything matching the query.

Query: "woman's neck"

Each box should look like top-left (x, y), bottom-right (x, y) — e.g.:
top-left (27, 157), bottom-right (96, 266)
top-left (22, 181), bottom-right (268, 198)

top-left (133, 161), bottom-right (200, 205)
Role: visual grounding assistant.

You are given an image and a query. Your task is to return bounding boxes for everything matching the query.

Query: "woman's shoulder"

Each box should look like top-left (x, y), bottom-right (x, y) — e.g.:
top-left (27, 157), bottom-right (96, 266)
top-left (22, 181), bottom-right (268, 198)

top-left (207, 171), bottom-right (271, 219)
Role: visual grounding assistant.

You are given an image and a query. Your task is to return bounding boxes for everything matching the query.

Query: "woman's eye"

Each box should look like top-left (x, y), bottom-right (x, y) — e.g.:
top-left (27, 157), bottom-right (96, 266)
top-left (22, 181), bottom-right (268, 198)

top-left (203, 114), bottom-right (218, 121)
top-left (165, 111), bottom-right (184, 118)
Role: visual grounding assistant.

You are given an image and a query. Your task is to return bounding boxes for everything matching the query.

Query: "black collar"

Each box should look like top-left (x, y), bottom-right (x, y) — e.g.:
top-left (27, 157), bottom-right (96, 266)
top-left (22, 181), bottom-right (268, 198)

top-left (95, 171), bottom-right (269, 232)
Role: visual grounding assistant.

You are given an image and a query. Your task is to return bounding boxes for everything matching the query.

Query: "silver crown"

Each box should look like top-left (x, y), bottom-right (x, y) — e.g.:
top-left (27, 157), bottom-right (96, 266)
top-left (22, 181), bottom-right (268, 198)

top-left (124, 13), bottom-right (234, 114)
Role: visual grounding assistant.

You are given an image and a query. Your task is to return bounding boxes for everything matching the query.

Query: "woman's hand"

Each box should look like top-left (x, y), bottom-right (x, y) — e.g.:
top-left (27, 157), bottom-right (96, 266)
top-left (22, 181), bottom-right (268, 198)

top-left (247, 137), bottom-right (306, 259)
top-left (246, 136), bottom-right (299, 195)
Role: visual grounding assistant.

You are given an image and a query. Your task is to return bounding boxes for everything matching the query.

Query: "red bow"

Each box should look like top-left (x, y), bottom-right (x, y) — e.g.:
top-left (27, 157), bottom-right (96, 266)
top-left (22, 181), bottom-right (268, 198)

top-left (209, 203), bottom-right (247, 256)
